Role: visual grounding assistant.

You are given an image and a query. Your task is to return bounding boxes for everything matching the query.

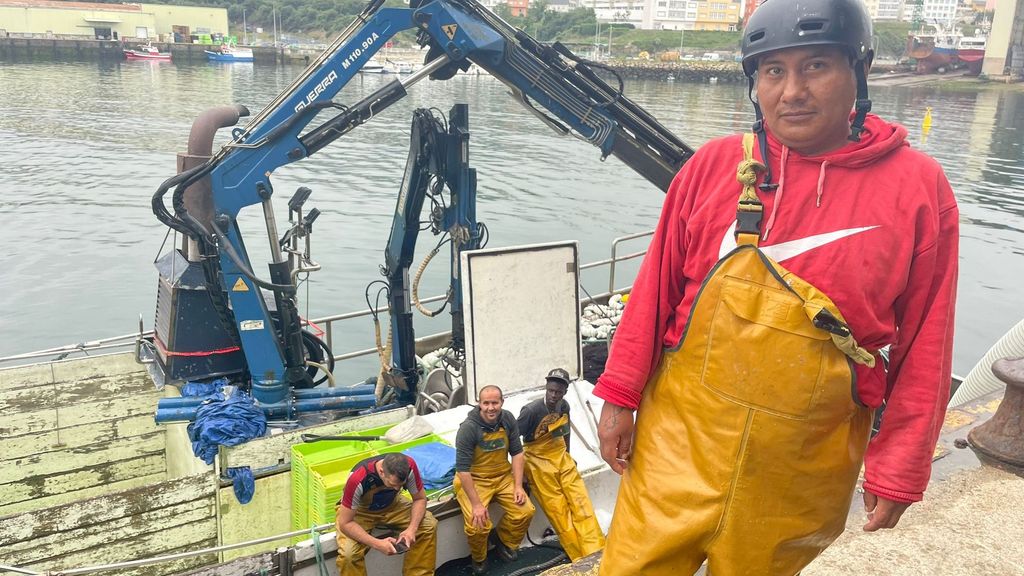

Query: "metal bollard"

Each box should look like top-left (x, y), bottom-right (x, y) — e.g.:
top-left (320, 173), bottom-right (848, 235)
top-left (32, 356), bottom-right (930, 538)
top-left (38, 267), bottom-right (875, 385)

top-left (967, 356), bottom-right (1024, 467)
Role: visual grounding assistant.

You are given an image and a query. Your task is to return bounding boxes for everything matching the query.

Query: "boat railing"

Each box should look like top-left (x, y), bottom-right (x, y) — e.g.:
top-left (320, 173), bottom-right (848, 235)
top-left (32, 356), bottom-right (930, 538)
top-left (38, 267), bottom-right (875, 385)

top-left (0, 230), bottom-right (654, 369)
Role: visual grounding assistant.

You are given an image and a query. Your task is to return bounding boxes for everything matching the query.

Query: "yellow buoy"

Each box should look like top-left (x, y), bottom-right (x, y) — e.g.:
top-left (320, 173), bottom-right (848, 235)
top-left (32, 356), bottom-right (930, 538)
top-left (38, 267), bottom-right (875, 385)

top-left (921, 106), bottom-right (933, 144)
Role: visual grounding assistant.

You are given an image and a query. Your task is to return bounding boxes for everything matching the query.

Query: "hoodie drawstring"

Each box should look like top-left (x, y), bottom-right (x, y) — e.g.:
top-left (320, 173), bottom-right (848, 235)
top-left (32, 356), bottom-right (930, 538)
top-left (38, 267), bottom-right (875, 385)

top-left (816, 160), bottom-right (829, 207)
top-left (762, 146), bottom-right (788, 243)
top-left (761, 146), bottom-right (836, 242)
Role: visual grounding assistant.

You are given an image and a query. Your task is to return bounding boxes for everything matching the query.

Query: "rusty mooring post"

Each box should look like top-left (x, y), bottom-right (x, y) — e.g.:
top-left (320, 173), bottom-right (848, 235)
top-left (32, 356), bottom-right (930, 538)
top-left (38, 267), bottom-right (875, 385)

top-left (968, 356), bottom-right (1024, 467)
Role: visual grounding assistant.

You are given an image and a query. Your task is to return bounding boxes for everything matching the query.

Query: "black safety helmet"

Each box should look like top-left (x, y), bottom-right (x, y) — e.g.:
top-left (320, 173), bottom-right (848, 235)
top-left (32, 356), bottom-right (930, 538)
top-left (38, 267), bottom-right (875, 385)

top-left (740, 0), bottom-right (875, 190)
top-left (741, 0), bottom-right (873, 77)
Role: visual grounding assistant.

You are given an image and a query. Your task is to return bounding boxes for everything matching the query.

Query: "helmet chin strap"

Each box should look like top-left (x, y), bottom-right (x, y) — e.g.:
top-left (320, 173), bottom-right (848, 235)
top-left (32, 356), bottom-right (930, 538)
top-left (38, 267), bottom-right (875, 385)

top-left (849, 61), bottom-right (872, 142)
top-left (747, 75), bottom-right (778, 191)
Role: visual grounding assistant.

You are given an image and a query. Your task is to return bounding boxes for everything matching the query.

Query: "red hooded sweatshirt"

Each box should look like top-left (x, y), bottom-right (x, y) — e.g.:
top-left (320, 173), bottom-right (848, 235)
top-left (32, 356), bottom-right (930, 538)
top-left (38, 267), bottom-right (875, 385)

top-left (594, 114), bottom-right (959, 503)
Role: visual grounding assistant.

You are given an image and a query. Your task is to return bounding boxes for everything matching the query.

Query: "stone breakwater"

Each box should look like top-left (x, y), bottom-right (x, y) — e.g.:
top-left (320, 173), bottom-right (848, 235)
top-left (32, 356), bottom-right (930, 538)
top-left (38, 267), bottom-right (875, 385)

top-left (602, 60), bottom-right (747, 83)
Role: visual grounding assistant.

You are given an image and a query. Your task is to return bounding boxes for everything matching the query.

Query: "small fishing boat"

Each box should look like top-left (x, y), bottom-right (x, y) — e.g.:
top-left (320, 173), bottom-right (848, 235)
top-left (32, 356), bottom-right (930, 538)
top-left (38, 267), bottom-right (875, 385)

top-left (358, 58), bottom-right (386, 73)
top-left (123, 43), bottom-right (171, 61)
top-left (384, 60), bottom-right (416, 74)
top-left (205, 43), bottom-right (255, 63)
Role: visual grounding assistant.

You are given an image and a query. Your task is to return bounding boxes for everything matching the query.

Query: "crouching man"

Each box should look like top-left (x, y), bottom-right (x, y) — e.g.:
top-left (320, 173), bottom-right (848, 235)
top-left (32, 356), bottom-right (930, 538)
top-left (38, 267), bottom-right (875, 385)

top-left (335, 452), bottom-right (437, 576)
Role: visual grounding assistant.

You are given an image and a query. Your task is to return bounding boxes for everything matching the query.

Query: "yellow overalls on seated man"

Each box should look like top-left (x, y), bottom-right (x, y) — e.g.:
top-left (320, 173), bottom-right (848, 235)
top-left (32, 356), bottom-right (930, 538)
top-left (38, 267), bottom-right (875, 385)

top-left (517, 368), bottom-right (605, 562)
top-left (455, 385), bottom-right (536, 576)
top-left (335, 452), bottom-right (437, 576)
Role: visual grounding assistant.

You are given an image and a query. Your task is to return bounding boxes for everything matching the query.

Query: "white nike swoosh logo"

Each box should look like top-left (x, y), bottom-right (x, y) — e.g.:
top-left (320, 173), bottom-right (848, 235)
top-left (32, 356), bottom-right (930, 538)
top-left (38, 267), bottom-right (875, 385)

top-left (718, 225), bottom-right (880, 261)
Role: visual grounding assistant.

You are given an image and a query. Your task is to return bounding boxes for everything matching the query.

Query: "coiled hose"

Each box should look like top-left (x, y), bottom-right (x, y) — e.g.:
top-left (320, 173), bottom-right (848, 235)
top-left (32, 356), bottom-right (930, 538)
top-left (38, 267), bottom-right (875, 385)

top-left (950, 318), bottom-right (1024, 407)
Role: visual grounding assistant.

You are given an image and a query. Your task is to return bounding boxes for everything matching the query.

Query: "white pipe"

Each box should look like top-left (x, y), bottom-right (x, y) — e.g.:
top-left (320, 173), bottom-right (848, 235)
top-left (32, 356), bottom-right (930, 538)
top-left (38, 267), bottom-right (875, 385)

top-left (950, 318), bottom-right (1024, 407)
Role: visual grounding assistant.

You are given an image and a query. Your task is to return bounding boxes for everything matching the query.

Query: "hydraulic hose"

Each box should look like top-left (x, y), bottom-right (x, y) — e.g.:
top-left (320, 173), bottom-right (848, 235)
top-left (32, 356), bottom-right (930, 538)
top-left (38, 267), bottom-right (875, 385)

top-left (209, 219), bottom-right (297, 295)
top-left (412, 246), bottom-right (450, 317)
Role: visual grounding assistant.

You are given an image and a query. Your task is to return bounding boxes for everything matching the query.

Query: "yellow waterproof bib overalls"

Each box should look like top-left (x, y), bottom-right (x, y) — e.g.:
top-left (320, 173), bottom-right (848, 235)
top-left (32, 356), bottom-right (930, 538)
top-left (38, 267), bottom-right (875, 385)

top-left (600, 134), bottom-right (876, 576)
top-left (524, 412), bottom-right (606, 561)
top-left (454, 427), bottom-right (537, 563)
top-left (335, 472), bottom-right (438, 576)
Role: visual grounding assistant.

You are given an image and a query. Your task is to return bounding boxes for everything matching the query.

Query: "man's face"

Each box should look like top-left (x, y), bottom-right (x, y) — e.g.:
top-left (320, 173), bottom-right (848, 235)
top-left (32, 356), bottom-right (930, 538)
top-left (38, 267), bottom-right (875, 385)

top-left (478, 388), bottom-right (503, 424)
top-left (755, 45), bottom-right (858, 156)
top-left (545, 381), bottom-right (568, 411)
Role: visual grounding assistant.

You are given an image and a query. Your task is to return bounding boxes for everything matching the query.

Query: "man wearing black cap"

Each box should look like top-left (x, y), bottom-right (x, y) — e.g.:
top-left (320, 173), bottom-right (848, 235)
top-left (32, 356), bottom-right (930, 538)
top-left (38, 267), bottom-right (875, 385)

top-left (517, 368), bottom-right (605, 562)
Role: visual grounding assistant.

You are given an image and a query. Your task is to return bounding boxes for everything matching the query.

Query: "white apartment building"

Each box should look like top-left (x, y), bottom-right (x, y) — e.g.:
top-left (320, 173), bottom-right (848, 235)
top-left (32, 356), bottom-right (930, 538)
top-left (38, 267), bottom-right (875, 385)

top-left (919, 0), bottom-right (959, 23)
top-left (864, 0), bottom-right (907, 19)
top-left (482, 0), bottom-right (741, 30)
top-left (899, 0), bottom-right (963, 24)
top-left (576, 0), bottom-right (645, 26)
top-left (641, 0), bottom-right (740, 31)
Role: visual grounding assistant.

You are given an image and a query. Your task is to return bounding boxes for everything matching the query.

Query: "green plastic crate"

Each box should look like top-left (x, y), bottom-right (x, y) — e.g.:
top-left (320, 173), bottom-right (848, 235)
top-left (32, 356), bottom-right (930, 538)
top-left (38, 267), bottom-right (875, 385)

top-left (291, 439), bottom-right (373, 538)
top-left (302, 434), bottom-right (452, 528)
top-left (307, 451), bottom-right (375, 526)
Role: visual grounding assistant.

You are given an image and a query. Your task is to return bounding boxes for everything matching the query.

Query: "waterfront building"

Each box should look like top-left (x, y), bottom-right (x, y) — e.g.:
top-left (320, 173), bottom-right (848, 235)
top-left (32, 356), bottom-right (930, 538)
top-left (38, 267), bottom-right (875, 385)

top-left (694, 0), bottom-right (740, 30)
top-left (507, 0), bottom-right (530, 16)
top-left (643, 0), bottom-right (740, 31)
top-left (863, 0), bottom-right (906, 20)
top-left (0, 0), bottom-right (228, 43)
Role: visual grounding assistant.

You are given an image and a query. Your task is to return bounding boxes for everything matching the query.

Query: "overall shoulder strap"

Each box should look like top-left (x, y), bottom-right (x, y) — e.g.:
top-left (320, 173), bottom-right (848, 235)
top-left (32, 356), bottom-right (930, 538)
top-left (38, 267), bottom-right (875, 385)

top-left (735, 133), bottom-right (766, 246)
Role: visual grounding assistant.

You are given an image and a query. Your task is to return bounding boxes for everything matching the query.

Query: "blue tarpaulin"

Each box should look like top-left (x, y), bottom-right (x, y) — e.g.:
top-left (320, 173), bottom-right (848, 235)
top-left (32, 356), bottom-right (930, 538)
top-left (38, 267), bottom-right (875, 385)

top-left (403, 442), bottom-right (456, 491)
top-left (225, 466), bottom-right (256, 504)
top-left (186, 388), bottom-right (267, 464)
top-left (181, 377), bottom-right (227, 398)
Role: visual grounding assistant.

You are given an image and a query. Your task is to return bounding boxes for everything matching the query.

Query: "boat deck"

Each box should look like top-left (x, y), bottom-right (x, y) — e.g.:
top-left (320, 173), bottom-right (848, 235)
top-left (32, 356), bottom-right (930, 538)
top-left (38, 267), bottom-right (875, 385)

top-left (436, 543), bottom-right (567, 576)
top-left (541, 391), bottom-right (1024, 576)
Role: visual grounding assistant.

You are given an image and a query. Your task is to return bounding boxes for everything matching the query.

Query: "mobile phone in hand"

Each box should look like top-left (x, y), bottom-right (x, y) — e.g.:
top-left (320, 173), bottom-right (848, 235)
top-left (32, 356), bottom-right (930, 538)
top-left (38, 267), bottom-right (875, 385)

top-left (393, 539), bottom-right (409, 554)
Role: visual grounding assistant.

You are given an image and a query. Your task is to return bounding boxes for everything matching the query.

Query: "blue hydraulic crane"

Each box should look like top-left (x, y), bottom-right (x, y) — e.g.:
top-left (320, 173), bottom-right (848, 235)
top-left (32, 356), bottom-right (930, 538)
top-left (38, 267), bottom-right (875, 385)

top-left (149, 0), bottom-right (694, 422)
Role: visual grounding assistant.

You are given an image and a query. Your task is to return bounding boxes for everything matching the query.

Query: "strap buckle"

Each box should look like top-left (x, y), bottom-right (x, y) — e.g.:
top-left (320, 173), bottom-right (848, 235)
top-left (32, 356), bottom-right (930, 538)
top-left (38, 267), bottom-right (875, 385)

top-left (812, 310), bottom-right (851, 337)
top-left (735, 200), bottom-right (763, 237)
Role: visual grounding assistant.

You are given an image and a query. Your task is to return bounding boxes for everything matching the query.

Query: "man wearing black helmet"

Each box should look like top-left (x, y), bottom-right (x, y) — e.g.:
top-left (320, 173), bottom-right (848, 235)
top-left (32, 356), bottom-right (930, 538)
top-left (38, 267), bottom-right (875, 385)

top-left (595, 0), bottom-right (959, 573)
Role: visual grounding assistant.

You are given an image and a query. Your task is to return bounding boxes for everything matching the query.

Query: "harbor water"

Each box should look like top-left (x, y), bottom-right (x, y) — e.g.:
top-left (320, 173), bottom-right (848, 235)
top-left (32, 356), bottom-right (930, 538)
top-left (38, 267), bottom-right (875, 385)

top-left (0, 60), bottom-right (1022, 379)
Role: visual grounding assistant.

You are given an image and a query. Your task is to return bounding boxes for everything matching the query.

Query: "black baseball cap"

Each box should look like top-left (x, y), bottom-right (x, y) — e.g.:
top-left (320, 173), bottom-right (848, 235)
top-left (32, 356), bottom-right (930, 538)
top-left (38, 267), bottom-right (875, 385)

top-left (546, 368), bottom-right (572, 386)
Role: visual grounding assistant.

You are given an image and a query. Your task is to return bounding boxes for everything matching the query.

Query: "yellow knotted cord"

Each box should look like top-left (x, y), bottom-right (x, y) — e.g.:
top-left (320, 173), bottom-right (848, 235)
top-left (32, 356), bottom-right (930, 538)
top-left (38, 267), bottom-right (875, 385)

top-left (737, 132), bottom-right (766, 202)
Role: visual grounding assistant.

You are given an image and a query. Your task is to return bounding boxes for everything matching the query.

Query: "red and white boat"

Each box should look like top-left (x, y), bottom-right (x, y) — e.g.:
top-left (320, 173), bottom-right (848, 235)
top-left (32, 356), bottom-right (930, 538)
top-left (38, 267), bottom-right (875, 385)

top-left (124, 43), bottom-right (172, 61)
top-left (957, 35), bottom-right (987, 76)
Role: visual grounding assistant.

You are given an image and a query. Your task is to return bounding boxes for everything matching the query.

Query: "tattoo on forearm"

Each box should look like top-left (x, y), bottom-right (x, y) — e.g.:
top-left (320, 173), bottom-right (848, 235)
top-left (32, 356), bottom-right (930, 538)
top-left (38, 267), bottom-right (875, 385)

top-left (603, 405), bottom-right (627, 430)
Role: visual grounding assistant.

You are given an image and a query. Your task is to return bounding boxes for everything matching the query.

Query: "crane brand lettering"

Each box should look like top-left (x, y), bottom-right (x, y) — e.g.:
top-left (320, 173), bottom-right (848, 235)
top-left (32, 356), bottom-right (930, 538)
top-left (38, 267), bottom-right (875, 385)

top-left (294, 71), bottom-right (339, 113)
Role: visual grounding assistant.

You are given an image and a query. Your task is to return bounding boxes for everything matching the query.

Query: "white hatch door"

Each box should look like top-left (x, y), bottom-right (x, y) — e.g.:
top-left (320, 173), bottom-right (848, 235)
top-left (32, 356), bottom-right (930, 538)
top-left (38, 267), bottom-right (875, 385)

top-left (461, 241), bottom-right (582, 401)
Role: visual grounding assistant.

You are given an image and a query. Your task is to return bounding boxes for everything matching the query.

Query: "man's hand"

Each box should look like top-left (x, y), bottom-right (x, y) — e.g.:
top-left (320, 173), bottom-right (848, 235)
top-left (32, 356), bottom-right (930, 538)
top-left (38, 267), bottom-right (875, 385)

top-left (862, 492), bottom-right (911, 532)
top-left (598, 401), bottom-right (635, 474)
top-left (471, 503), bottom-right (490, 530)
top-left (373, 537), bottom-right (399, 555)
top-left (398, 527), bottom-right (417, 547)
top-left (513, 486), bottom-right (527, 506)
